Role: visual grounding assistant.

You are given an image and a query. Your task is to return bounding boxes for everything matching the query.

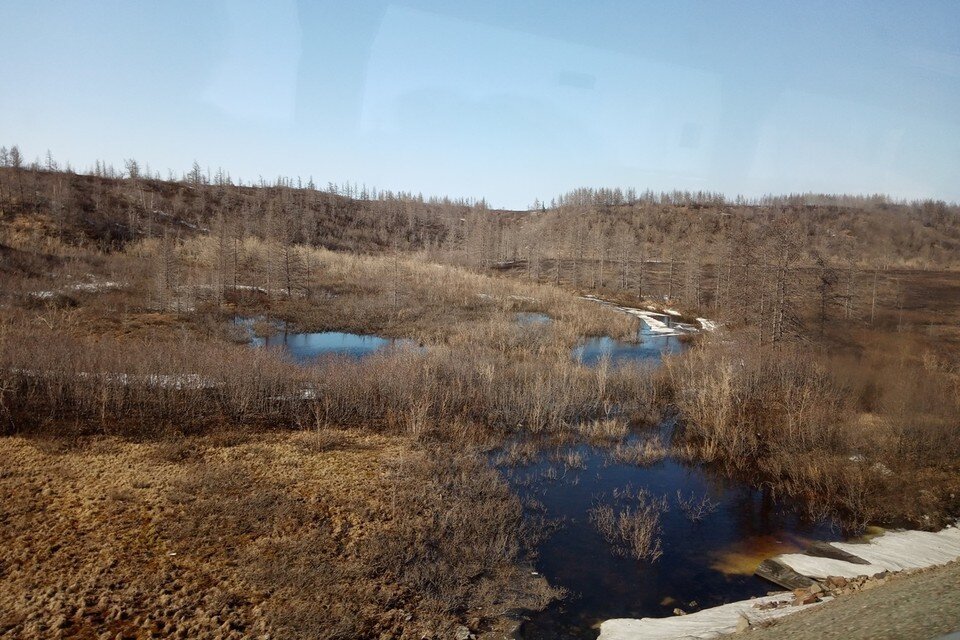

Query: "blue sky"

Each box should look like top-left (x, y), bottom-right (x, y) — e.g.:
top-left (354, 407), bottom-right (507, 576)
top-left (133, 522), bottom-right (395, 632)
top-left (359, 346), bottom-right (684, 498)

top-left (2, 0), bottom-right (958, 208)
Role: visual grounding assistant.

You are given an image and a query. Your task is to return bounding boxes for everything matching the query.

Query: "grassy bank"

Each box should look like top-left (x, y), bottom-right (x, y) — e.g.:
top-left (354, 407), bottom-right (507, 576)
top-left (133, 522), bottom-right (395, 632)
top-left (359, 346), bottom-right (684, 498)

top-left (664, 335), bottom-right (960, 529)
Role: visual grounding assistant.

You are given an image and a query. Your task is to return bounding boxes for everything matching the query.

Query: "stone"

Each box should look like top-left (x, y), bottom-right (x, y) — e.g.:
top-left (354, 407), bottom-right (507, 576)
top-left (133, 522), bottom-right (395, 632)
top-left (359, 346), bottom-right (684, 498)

top-left (826, 575), bottom-right (847, 589)
top-left (454, 625), bottom-right (472, 640)
top-left (672, 608), bottom-right (686, 616)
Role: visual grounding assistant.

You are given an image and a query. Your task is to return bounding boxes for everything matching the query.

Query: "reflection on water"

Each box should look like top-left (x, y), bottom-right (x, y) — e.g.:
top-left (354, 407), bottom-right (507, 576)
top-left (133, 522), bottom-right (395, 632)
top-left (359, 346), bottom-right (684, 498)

top-left (709, 533), bottom-right (812, 575)
top-left (572, 319), bottom-right (683, 366)
top-left (515, 310), bottom-right (838, 638)
top-left (254, 331), bottom-right (411, 362)
top-left (235, 317), bottom-right (413, 362)
top-left (504, 442), bottom-right (838, 639)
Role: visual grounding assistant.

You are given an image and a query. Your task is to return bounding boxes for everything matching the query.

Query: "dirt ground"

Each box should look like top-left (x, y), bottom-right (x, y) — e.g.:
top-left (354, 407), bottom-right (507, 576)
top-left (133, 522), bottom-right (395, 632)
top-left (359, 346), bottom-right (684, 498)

top-left (735, 561), bottom-right (960, 640)
top-left (0, 431), bottom-right (549, 640)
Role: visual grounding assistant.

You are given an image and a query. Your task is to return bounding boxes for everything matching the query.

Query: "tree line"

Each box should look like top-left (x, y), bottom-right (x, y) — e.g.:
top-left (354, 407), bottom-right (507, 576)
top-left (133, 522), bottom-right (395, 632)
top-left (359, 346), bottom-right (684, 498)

top-left (2, 145), bottom-right (956, 346)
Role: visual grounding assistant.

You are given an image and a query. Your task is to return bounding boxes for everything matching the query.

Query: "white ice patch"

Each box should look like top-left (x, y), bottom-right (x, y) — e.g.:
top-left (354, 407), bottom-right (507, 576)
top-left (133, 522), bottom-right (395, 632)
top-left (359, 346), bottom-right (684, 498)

top-left (598, 593), bottom-right (829, 640)
top-left (830, 527), bottom-right (960, 573)
top-left (771, 525), bottom-right (960, 579)
top-left (697, 318), bottom-right (719, 331)
top-left (580, 295), bottom-right (718, 337)
top-left (71, 281), bottom-right (123, 293)
top-left (600, 523), bottom-right (960, 640)
top-left (30, 280), bottom-right (124, 299)
top-left (773, 554), bottom-right (887, 579)
top-left (13, 368), bottom-right (217, 391)
top-left (621, 308), bottom-right (680, 335)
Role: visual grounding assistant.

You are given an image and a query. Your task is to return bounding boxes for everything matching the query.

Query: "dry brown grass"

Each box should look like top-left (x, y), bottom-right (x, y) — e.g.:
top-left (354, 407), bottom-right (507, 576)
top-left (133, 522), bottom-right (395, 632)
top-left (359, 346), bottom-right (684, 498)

top-left (0, 432), bottom-right (556, 640)
top-left (609, 436), bottom-right (670, 466)
top-left (0, 233), bottom-right (653, 442)
top-left (675, 490), bottom-right (719, 522)
top-left (663, 334), bottom-right (960, 529)
top-left (589, 488), bottom-right (669, 561)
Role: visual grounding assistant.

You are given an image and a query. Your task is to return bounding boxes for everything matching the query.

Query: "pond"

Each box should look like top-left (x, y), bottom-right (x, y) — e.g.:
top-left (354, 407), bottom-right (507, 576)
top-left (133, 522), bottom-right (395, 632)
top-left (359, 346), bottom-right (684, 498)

top-left (502, 435), bottom-right (837, 639)
top-left (507, 309), bottom-right (840, 638)
top-left (572, 317), bottom-right (684, 366)
top-left (235, 317), bottom-right (415, 362)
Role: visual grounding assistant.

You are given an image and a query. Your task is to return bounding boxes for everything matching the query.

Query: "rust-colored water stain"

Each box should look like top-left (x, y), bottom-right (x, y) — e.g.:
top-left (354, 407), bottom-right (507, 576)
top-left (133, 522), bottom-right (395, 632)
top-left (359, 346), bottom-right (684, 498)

top-left (709, 533), bottom-right (813, 575)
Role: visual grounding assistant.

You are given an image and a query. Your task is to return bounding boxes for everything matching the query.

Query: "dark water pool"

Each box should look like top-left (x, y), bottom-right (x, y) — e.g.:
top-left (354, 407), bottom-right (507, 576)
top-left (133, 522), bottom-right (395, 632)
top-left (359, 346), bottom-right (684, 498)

top-left (503, 438), bottom-right (837, 639)
top-left (513, 310), bottom-right (838, 638)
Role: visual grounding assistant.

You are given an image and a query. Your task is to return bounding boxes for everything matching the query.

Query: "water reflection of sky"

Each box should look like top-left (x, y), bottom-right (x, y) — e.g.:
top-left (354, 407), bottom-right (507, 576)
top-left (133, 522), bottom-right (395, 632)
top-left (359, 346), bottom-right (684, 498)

top-left (236, 317), bottom-right (412, 362)
top-left (252, 330), bottom-right (407, 362)
top-left (572, 319), bottom-right (684, 366)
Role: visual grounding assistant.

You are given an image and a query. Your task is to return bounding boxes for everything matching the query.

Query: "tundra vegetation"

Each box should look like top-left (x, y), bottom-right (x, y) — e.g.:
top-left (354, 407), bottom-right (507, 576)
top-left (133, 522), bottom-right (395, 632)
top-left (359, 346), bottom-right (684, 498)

top-left (0, 150), bottom-right (959, 638)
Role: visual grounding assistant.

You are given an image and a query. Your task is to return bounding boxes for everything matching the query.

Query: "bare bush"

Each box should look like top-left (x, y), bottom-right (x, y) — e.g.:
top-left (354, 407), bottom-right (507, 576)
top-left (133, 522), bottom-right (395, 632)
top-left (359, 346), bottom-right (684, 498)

top-left (675, 490), bottom-right (719, 522)
top-left (589, 488), bottom-right (668, 561)
top-left (360, 450), bottom-right (561, 616)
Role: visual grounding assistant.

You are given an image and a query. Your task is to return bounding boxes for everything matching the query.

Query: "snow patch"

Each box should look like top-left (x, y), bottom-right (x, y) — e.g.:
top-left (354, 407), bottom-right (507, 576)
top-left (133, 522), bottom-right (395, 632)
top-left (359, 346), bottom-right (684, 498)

top-left (30, 280), bottom-right (124, 299)
top-left (620, 308), bottom-right (680, 335)
top-left (600, 523), bottom-right (960, 639)
top-left (697, 318), bottom-right (719, 331)
top-left (771, 525), bottom-right (960, 579)
top-left (579, 296), bottom-right (718, 336)
top-left (598, 592), bottom-right (829, 640)
top-left (773, 554), bottom-right (887, 579)
top-left (829, 526), bottom-right (960, 573)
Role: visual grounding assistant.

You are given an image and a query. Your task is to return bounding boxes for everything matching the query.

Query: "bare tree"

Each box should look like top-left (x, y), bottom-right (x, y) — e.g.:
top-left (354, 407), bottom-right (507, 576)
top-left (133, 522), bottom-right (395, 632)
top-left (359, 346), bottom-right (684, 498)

top-left (10, 145), bottom-right (24, 203)
top-left (813, 254), bottom-right (839, 338)
top-left (595, 226), bottom-right (606, 290)
top-left (0, 146), bottom-right (8, 213)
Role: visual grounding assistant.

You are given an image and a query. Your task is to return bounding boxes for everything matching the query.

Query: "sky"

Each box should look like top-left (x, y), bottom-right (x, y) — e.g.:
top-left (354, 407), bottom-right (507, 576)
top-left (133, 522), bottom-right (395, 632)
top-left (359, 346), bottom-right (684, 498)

top-left (1, 0), bottom-right (959, 209)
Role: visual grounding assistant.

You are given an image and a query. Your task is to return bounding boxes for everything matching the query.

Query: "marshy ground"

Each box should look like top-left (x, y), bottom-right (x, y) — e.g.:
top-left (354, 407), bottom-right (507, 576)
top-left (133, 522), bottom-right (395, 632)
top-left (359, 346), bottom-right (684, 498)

top-left (1, 168), bottom-right (959, 639)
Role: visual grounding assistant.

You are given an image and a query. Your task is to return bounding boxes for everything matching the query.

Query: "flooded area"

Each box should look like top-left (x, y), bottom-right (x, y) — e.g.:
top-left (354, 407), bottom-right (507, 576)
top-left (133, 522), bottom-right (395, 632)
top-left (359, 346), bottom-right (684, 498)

top-left (235, 317), bottom-right (414, 362)
top-left (253, 330), bottom-right (409, 362)
top-left (501, 438), bottom-right (836, 639)
top-left (238, 309), bottom-right (840, 638)
top-left (572, 317), bottom-right (684, 366)
top-left (505, 310), bottom-right (840, 638)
